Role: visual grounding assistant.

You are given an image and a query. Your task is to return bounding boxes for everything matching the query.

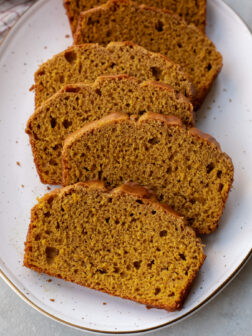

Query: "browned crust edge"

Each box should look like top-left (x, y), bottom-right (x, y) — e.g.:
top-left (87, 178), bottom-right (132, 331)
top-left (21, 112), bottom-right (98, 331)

top-left (75, 0), bottom-right (202, 42)
top-left (27, 74), bottom-right (194, 185)
top-left (61, 112), bottom-right (234, 234)
top-left (34, 43), bottom-right (98, 108)
top-left (27, 135), bottom-right (58, 185)
top-left (201, 0), bottom-right (207, 33)
top-left (73, 0), bottom-right (222, 108)
top-left (24, 181), bottom-right (205, 311)
top-left (29, 73), bottom-right (194, 131)
top-left (23, 261), bottom-right (205, 312)
top-left (63, 0), bottom-right (75, 33)
top-left (65, 0), bottom-right (206, 35)
top-left (34, 42), bottom-right (195, 108)
top-left (62, 111), bottom-right (229, 161)
top-left (108, 41), bottom-right (195, 103)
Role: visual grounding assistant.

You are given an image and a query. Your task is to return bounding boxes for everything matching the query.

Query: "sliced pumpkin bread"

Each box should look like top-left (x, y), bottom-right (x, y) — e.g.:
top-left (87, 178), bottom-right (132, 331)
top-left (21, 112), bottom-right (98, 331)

top-left (24, 181), bottom-right (205, 311)
top-left (27, 75), bottom-right (193, 185)
top-left (62, 113), bottom-right (234, 234)
top-left (64, 0), bottom-right (206, 34)
top-left (34, 42), bottom-right (194, 108)
top-left (74, 0), bottom-right (222, 107)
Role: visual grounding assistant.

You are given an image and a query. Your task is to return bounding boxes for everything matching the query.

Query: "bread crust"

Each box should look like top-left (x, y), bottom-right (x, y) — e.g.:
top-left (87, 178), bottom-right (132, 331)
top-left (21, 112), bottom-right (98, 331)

top-left (64, 0), bottom-right (206, 34)
top-left (23, 261), bottom-right (204, 311)
top-left (31, 74), bottom-right (194, 124)
top-left (29, 73), bottom-right (194, 133)
top-left (62, 112), bottom-right (234, 234)
top-left (24, 181), bottom-right (205, 311)
top-left (62, 112), bottom-right (223, 155)
top-left (34, 42), bottom-right (195, 108)
top-left (28, 74), bottom-right (194, 185)
top-left (74, 0), bottom-right (222, 108)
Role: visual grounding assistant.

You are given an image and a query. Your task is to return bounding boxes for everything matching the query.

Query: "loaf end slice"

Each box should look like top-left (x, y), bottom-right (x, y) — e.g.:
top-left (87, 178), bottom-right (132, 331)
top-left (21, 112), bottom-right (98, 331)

top-left (34, 42), bottom-right (194, 108)
top-left (62, 112), bottom-right (234, 234)
top-left (74, 0), bottom-right (222, 108)
top-left (24, 181), bottom-right (205, 311)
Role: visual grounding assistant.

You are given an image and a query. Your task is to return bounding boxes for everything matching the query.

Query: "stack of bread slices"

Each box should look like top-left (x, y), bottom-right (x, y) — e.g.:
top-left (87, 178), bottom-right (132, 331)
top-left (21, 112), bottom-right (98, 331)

top-left (24, 0), bottom-right (234, 312)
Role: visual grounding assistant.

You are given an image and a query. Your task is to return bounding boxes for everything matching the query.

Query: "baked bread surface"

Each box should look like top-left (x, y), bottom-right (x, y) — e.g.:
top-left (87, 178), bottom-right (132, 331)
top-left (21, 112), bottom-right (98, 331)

top-left (64, 0), bottom-right (206, 33)
top-left (62, 112), bottom-right (234, 234)
top-left (74, 0), bottom-right (222, 107)
top-left (34, 42), bottom-right (194, 108)
top-left (24, 181), bottom-right (205, 311)
top-left (27, 74), bottom-right (194, 185)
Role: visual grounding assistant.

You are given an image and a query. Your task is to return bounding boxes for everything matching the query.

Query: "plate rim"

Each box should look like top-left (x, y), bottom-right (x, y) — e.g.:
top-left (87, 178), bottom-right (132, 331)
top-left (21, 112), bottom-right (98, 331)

top-left (0, 252), bottom-right (251, 334)
top-left (0, 0), bottom-right (252, 333)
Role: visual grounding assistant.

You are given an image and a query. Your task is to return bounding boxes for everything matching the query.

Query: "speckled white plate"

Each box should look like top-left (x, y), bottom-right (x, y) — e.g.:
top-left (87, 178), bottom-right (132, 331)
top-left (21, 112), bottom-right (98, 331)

top-left (0, 0), bottom-right (252, 333)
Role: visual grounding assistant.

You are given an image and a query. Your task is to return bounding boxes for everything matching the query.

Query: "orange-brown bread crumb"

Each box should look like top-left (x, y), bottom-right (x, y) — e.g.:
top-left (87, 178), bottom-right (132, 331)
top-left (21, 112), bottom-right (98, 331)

top-left (62, 113), bottom-right (234, 234)
top-left (26, 75), bottom-right (194, 185)
top-left (34, 42), bottom-right (194, 108)
top-left (24, 182), bottom-right (205, 311)
top-left (74, 0), bottom-right (222, 108)
top-left (64, 0), bottom-right (206, 33)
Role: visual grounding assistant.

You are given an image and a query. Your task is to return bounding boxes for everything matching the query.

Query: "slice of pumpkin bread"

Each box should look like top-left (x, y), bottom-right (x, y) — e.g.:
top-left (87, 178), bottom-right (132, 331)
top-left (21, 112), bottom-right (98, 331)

top-left (34, 42), bottom-right (194, 108)
top-left (62, 113), bottom-right (234, 234)
top-left (24, 181), bottom-right (205, 311)
top-left (64, 0), bottom-right (206, 34)
top-left (74, 0), bottom-right (222, 107)
top-left (26, 75), bottom-right (194, 185)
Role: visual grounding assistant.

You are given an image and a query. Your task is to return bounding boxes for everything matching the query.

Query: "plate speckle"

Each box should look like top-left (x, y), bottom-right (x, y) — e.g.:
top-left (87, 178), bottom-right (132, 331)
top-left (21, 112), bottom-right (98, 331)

top-left (0, 0), bottom-right (252, 333)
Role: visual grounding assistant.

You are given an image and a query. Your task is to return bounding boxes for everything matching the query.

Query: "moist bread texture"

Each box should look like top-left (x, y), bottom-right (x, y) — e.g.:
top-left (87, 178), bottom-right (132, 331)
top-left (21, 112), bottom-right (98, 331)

top-left (64, 0), bottom-right (206, 34)
top-left (62, 113), bottom-right (234, 234)
top-left (26, 75), bottom-right (194, 185)
top-left (34, 42), bottom-right (194, 108)
top-left (24, 181), bottom-right (205, 311)
top-left (74, 0), bottom-right (222, 108)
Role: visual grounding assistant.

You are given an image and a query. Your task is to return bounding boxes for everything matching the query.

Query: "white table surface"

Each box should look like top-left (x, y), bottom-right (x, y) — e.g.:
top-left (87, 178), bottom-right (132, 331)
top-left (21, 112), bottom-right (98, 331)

top-left (0, 0), bottom-right (252, 335)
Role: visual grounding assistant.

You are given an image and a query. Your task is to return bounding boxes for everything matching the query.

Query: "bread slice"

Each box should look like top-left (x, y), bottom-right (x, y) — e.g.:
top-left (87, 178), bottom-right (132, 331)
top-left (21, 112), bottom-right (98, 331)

top-left (64, 0), bottom-right (206, 34)
top-left (24, 181), bottom-right (205, 311)
top-left (74, 0), bottom-right (222, 108)
top-left (27, 75), bottom-right (194, 185)
top-left (34, 42), bottom-right (194, 108)
top-left (62, 113), bottom-right (234, 234)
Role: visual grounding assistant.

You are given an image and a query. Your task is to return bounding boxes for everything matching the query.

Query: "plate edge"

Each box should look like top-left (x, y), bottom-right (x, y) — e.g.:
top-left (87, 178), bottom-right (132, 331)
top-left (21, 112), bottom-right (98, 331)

top-left (0, 0), bottom-right (252, 334)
